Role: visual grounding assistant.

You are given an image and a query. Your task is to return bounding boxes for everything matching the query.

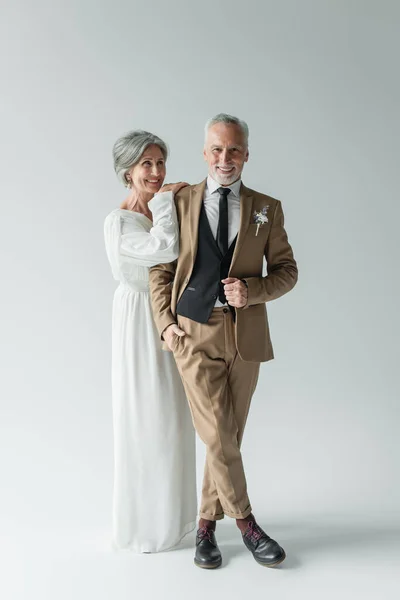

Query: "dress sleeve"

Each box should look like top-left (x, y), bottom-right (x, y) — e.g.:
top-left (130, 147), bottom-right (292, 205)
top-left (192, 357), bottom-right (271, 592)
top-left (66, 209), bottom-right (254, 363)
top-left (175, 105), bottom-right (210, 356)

top-left (104, 191), bottom-right (179, 272)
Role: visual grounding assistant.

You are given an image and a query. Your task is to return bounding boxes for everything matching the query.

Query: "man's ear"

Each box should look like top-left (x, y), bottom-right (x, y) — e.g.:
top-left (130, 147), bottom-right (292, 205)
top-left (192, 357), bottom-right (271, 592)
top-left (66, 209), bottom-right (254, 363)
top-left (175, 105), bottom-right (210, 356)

top-left (245, 148), bottom-right (249, 162)
top-left (203, 147), bottom-right (207, 161)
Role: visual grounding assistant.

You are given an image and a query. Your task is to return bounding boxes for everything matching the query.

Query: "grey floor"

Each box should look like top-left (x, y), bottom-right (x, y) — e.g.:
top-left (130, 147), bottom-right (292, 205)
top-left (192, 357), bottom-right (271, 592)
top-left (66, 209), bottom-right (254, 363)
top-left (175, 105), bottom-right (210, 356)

top-left (3, 512), bottom-right (400, 600)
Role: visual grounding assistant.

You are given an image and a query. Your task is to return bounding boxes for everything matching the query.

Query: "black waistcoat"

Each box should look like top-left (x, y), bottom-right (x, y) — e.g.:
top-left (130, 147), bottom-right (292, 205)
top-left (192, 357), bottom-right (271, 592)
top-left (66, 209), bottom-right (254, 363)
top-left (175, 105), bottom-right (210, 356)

top-left (176, 204), bottom-right (237, 324)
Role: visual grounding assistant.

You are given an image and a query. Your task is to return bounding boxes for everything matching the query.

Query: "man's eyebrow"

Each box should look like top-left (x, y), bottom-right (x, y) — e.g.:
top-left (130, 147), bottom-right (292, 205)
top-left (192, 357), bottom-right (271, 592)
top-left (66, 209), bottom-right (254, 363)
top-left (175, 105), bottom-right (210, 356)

top-left (210, 144), bottom-right (243, 149)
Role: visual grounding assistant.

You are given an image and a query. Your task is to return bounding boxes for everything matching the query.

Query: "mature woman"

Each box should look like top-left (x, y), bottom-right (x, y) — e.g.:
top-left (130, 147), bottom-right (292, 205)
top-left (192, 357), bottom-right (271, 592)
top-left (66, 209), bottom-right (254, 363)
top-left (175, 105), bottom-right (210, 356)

top-left (104, 130), bottom-right (197, 552)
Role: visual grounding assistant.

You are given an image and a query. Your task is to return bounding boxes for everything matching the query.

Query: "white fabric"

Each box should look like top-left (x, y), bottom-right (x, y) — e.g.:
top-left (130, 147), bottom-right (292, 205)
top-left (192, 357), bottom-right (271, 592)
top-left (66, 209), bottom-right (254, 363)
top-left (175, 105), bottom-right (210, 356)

top-left (204, 176), bottom-right (241, 306)
top-left (104, 191), bottom-right (197, 552)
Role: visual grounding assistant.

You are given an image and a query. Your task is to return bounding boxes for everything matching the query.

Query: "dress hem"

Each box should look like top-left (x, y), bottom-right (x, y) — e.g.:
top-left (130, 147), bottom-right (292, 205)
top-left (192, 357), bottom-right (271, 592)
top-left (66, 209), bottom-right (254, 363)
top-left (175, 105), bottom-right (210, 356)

top-left (111, 519), bottom-right (197, 554)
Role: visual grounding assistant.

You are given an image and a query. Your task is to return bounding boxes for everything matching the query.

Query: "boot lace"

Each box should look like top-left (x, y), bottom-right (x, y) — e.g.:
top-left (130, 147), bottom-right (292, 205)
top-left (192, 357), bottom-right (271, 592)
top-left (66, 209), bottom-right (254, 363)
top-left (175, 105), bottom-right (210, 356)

top-left (246, 521), bottom-right (268, 543)
top-left (198, 526), bottom-right (214, 543)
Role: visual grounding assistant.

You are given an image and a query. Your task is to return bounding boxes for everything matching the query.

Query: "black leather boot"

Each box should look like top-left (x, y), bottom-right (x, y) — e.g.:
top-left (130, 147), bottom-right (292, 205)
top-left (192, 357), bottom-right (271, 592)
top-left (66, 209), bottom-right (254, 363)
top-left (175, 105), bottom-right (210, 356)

top-left (242, 521), bottom-right (286, 567)
top-left (194, 526), bottom-right (222, 569)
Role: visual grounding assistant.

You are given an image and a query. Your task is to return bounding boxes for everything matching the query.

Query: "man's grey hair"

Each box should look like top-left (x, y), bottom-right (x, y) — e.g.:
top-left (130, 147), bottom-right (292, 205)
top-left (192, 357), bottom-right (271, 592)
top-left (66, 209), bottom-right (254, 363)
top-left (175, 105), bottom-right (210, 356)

top-left (204, 113), bottom-right (249, 147)
top-left (113, 129), bottom-right (168, 187)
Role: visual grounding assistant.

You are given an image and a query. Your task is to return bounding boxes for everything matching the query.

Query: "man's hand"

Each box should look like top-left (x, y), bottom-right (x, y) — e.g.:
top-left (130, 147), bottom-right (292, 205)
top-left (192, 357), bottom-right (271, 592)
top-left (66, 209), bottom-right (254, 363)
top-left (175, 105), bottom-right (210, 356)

top-left (221, 277), bottom-right (248, 308)
top-left (163, 323), bottom-right (186, 350)
top-left (159, 182), bottom-right (190, 194)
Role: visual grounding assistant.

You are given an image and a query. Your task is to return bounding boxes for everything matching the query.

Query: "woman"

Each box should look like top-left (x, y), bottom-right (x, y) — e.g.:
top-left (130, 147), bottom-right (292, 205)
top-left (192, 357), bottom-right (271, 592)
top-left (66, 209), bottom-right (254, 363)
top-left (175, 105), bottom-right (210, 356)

top-left (104, 130), bottom-right (197, 552)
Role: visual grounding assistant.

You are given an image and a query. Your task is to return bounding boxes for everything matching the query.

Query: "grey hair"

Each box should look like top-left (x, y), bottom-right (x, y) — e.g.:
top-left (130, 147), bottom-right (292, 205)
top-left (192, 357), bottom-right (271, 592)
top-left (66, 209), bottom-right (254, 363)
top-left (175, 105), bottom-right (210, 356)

top-left (204, 113), bottom-right (249, 147)
top-left (113, 129), bottom-right (168, 187)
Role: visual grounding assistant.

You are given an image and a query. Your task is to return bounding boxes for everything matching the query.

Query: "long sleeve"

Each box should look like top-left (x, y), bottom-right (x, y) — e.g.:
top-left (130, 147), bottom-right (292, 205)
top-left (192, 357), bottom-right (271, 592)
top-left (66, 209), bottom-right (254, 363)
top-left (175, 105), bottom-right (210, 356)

top-left (149, 259), bottom-right (177, 339)
top-left (104, 192), bottom-right (179, 279)
top-left (243, 201), bottom-right (298, 306)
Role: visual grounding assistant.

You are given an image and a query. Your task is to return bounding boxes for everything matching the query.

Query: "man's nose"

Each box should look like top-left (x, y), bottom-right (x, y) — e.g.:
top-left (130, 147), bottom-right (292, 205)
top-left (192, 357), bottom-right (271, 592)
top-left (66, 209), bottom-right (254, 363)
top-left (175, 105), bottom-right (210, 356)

top-left (220, 149), bottom-right (229, 163)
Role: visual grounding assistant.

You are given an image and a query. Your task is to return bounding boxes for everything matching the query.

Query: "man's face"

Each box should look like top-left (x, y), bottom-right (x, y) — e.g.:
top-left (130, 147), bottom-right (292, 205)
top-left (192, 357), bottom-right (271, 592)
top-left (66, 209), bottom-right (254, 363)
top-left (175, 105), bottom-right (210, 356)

top-left (203, 123), bottom-right (249, 186)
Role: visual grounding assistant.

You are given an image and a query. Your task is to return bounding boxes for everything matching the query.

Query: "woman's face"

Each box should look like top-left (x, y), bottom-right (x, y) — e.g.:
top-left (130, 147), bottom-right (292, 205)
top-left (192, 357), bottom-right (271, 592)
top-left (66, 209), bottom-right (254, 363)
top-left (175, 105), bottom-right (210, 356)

top-left (127, 144), bottom-right (166, 195)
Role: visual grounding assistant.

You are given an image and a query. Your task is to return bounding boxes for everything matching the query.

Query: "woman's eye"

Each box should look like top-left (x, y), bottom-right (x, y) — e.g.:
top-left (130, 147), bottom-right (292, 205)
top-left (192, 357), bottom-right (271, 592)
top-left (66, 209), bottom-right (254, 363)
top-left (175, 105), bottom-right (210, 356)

top-left (143, 161), bottom-right (151, 166)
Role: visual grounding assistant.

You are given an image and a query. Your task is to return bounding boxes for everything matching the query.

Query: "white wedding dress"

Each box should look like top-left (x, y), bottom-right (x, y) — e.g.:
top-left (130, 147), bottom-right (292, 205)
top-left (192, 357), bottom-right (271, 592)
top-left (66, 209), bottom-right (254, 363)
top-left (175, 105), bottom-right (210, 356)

top-left (104, 191), bottom-right (197, 552)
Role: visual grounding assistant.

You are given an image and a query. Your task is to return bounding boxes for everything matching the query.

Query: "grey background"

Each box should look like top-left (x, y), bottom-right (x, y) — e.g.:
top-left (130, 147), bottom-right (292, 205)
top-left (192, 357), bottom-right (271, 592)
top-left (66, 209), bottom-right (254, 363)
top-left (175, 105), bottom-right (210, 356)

top-left (1, 0), bottom-right (399, 598)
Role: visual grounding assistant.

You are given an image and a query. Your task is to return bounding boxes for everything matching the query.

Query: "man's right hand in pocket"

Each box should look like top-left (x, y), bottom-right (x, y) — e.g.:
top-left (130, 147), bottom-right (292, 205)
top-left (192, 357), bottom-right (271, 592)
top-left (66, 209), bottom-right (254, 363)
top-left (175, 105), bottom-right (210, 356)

top-left (163, 323), bottom-right (186, 351)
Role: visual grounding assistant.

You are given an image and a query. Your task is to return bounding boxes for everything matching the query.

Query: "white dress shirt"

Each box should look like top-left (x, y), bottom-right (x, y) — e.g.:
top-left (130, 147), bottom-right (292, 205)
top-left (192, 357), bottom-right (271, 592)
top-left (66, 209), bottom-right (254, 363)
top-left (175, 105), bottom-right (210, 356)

top-left (203, 175), bottom-right (242, 306)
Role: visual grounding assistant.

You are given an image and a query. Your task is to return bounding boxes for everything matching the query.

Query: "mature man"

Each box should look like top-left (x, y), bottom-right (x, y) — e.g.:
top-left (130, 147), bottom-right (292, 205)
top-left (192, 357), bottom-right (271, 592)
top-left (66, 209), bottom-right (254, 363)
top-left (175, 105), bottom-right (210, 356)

top-left (149, 113), bottom-right (297, 568)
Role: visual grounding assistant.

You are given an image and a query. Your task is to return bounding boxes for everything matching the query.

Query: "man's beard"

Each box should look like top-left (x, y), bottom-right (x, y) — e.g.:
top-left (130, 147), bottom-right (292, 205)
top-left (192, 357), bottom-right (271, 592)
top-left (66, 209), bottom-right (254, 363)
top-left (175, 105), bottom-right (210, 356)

top-left (213, 166), bottom-right (239, 185)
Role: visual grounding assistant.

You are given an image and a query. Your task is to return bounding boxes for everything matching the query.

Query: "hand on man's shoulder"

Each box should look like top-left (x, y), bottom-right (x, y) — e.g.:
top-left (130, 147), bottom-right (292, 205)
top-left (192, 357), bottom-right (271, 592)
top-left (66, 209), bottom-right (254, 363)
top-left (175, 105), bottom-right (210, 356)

top-left (174, 182), bottom-right (194, 199)
top-left (173, 182), bottom-right (196, 209)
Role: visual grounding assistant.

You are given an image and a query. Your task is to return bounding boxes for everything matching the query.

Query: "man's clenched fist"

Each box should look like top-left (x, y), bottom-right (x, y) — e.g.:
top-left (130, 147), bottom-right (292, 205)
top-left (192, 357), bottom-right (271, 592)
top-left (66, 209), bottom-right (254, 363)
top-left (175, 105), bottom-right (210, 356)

top-left (221, 277), bottom-right (248, 308)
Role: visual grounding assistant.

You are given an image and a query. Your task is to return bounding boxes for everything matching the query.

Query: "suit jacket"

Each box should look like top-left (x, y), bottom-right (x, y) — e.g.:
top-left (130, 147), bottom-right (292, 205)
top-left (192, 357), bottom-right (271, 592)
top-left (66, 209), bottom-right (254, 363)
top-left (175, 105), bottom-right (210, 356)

top-left (149, 179), bottom-right (298, 362)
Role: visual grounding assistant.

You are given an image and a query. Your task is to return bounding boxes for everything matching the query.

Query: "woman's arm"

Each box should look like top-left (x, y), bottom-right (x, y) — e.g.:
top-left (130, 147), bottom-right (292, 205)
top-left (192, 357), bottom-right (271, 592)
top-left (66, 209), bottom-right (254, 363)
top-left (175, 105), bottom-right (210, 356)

top-left (104, 191), bottom-right (179, 270)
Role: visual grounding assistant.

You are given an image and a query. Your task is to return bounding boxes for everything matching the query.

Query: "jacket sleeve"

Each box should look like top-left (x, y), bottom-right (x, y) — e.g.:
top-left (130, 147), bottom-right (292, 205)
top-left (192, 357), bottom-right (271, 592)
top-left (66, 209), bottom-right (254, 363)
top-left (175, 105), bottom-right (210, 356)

top-left (148, 259), bottom-right (178, 339)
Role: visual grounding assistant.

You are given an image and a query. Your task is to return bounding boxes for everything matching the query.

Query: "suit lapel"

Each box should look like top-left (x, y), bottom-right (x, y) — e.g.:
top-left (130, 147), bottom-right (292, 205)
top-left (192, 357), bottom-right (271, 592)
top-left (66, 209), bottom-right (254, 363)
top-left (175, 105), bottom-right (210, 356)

top-left (189, 179), bottom-right (207, 267)
top-left (229, 183), bottom-right (254, 273)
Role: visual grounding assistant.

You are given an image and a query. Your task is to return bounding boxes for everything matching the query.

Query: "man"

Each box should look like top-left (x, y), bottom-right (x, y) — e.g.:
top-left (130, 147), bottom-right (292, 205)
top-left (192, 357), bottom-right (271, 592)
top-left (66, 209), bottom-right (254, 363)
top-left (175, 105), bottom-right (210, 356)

top-left (149, 113), bottom-right (298, 568)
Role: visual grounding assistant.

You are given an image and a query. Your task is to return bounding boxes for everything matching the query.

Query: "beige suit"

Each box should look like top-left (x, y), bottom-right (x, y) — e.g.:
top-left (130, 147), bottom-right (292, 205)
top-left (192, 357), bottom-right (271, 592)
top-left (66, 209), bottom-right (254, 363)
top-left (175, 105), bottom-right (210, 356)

top-left (149, 179), bottom-right (297, 519)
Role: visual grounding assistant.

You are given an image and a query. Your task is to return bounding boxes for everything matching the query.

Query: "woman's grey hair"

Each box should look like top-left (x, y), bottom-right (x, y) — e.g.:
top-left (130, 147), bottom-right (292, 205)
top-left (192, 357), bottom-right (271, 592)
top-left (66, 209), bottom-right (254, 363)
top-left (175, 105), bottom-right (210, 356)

top-left (113, 129), bottom-right (168, 187)
top-left (204, 113), bottom-right (249, 147)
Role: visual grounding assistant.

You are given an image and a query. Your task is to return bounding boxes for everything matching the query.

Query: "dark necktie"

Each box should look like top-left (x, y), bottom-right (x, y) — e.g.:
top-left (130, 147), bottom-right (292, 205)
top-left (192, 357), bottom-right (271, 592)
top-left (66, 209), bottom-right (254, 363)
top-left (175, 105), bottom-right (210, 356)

top-left (216, 187), bottom-right (230, 256)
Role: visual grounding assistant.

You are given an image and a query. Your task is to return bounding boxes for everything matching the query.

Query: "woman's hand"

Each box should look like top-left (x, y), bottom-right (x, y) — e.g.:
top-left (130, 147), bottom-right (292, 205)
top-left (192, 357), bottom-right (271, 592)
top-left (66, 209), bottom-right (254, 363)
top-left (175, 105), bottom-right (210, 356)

top-left (159, 182), bottom-right (190, 194)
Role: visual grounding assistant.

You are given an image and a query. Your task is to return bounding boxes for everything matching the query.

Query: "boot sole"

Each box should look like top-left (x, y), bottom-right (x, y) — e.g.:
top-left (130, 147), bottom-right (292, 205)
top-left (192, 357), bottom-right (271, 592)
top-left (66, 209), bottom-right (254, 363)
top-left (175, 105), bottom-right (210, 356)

top-left (255, 551), bottom-right (286, 568)
top-left (194, 558), bottom-right (222, 569)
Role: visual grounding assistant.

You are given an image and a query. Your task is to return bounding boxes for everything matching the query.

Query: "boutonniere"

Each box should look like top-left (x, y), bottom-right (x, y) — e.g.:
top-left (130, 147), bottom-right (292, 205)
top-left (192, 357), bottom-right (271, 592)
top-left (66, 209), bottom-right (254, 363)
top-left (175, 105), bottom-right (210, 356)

top-left (253, 206), bottom-right (269, 236)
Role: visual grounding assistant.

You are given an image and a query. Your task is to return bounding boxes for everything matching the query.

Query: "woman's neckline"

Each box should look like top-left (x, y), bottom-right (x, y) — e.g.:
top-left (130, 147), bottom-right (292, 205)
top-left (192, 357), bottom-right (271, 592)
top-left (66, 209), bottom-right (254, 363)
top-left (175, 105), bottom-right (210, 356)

top-left (119, 208), bottom-right (152, 223)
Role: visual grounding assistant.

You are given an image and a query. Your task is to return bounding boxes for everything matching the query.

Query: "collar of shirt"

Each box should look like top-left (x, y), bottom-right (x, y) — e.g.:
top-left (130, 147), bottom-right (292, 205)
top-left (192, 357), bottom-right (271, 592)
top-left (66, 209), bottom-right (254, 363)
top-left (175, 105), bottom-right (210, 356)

top-left (206, 175), bottom-right (242, 199)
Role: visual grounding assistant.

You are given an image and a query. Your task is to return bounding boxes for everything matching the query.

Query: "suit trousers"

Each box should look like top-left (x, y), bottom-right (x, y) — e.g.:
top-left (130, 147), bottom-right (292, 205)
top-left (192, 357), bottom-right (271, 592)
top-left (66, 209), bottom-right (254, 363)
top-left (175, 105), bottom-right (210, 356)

top-left (171, 307), bottom-right (260, 520)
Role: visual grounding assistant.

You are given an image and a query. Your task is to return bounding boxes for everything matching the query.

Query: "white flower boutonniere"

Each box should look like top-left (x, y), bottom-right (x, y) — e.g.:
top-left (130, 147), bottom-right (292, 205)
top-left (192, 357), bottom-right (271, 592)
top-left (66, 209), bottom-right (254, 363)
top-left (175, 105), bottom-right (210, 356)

top-left (253, 206), bottom-right (269, 236)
